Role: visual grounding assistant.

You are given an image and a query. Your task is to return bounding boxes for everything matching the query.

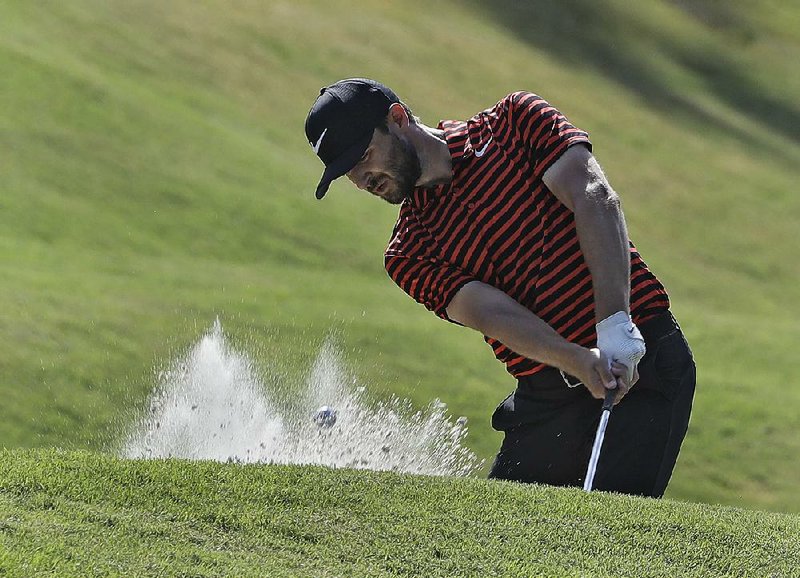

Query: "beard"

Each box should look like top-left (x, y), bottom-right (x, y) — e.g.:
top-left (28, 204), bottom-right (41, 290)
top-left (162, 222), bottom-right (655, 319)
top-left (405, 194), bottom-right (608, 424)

top-left (378, 133), bottom-right (422, 205)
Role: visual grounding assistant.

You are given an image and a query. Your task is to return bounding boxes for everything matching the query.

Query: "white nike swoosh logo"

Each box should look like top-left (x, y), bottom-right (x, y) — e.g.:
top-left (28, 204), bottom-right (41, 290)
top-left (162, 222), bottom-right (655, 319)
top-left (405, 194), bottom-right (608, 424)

top-left (474, 136), bottom-right (492, 158)
top-left (311, 128), bottom-right (328, 154)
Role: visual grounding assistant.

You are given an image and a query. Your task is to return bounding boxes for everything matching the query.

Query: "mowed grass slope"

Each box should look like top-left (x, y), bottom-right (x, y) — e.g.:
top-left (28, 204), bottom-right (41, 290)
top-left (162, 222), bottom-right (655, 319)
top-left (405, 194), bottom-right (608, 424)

top-left (1, 450), bottom-right (799, 577)
top-left (1, 0), bottom-right (799, 514)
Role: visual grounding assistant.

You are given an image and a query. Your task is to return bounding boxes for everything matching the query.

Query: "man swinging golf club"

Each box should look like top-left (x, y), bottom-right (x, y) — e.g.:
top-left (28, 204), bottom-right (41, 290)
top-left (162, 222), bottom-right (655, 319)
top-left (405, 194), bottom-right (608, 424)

top-left (304, 78), bottom-right (696, 496)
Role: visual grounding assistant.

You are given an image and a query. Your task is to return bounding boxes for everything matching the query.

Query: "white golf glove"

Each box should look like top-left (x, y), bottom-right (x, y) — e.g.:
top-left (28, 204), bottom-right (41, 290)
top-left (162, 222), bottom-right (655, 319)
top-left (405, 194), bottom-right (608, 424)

top-left (596, 311), bottom-right (646, 385)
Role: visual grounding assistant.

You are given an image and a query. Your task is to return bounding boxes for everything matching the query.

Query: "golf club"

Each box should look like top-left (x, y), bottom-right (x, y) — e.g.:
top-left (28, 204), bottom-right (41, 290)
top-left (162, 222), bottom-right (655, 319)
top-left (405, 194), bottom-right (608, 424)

top-left (583, 387), bottom-right (617, 492)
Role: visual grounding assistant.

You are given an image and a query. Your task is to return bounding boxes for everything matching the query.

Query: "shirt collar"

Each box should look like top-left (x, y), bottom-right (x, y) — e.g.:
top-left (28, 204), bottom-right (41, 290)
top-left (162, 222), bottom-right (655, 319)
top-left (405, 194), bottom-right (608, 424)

top-left (407, 120), bottom-right (466, 209)
top-left (439, 119), bottom-right (470, 166)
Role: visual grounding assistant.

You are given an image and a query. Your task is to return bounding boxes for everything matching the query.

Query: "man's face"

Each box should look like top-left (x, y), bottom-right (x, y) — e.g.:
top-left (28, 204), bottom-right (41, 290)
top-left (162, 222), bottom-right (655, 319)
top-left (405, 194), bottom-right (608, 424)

top-left (346, 127), bottom-right (422, 205)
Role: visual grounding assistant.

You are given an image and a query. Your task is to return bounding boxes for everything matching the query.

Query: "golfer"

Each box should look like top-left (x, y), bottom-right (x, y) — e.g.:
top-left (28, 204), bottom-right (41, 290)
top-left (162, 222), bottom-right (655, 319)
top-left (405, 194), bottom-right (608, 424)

top-left (304, 78), bottom-right (696, 497)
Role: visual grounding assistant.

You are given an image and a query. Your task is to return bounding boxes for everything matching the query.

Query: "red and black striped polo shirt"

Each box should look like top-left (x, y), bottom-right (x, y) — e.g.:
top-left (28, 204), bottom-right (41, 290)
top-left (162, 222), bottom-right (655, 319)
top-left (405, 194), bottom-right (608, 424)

top-left (384, 92), bottom-right (670, 378)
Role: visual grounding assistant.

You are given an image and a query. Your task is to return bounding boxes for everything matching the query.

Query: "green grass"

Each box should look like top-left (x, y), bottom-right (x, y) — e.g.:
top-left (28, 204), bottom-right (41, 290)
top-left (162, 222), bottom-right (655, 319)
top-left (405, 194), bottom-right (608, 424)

top-left (1, 0), bottom-right (799, 521)
top-left (1, 450), bottom-right (798, 577)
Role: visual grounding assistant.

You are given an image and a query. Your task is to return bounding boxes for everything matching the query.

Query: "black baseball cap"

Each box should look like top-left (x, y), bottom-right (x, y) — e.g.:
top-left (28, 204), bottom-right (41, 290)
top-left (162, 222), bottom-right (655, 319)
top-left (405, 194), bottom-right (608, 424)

top-left (305, 78), bottom-right (400, 199)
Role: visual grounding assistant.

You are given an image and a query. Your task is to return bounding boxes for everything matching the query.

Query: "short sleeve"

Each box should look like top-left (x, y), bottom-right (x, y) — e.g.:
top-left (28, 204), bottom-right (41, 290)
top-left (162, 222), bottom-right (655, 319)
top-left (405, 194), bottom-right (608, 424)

top-left (384, 253), bottom-right (476, 323)
top-left (507, 91), bottom-right (592, 178)
top-left (383, 205), bottom-right (478, 322)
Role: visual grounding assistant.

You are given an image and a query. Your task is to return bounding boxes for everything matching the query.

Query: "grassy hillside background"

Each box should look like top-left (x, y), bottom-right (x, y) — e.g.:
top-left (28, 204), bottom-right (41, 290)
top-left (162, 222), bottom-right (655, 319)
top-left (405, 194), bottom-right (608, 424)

top-left (1, 0), bottom-right (799, 515)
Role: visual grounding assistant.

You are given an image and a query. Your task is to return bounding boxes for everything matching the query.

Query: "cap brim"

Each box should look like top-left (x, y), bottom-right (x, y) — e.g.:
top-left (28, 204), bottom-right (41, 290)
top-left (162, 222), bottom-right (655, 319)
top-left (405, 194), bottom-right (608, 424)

top-left (314, 132), bottom-right (373, 199)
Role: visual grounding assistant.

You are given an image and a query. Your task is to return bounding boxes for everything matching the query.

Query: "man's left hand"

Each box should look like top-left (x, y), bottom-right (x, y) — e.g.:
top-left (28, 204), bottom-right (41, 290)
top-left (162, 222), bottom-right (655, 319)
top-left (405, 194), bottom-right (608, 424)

top-left (597, 311), bottom-right (645, 389)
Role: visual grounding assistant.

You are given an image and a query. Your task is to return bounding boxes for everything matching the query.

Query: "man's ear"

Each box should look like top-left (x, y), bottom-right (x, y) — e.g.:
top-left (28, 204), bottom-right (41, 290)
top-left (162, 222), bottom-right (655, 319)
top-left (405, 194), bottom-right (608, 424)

top-left (387, 103), bottom-right (409, 129)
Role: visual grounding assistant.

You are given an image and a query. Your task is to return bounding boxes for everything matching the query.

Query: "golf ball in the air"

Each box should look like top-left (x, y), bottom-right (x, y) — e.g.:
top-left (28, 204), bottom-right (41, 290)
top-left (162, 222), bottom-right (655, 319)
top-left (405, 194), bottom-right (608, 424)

top-left (313, 406), bottom-right (337, 428)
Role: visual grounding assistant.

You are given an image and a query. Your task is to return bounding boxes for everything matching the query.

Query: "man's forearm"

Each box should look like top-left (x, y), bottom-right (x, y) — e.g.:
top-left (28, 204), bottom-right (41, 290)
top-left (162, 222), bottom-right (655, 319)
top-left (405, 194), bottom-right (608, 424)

top-left (572, 176), bottom-right (646, 387)
top-left (447, 281), bottom-right (586, 374)
top-left (446, 280), bottom-right (619, 396)
top-left (572, 179), bottom-right (631, 322)
top-left (542, 146), bottom-right (631, 323)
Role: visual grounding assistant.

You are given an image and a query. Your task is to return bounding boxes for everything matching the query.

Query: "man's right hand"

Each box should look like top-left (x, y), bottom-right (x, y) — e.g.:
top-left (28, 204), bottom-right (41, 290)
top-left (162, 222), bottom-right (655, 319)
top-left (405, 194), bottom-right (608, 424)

top-left (567, 348), bottom-right (630, 405)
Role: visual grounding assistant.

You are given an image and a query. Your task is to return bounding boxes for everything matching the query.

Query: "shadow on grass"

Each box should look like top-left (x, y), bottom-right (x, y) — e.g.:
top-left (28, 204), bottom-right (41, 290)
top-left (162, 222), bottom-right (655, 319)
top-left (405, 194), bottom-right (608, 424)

top-left (464, 0), bottom-right (799, 155)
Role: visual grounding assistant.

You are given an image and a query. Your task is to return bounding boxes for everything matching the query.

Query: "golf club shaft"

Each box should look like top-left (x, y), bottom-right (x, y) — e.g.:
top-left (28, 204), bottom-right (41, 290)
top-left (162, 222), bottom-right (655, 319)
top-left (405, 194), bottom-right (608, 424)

top-left (583, 388), bottom-right (617, 492)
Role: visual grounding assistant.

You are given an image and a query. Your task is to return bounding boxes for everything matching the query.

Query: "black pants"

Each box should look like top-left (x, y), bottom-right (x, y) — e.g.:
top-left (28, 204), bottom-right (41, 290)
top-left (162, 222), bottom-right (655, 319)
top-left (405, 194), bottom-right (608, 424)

top-left (488, 311), bottom-right (696, 497)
